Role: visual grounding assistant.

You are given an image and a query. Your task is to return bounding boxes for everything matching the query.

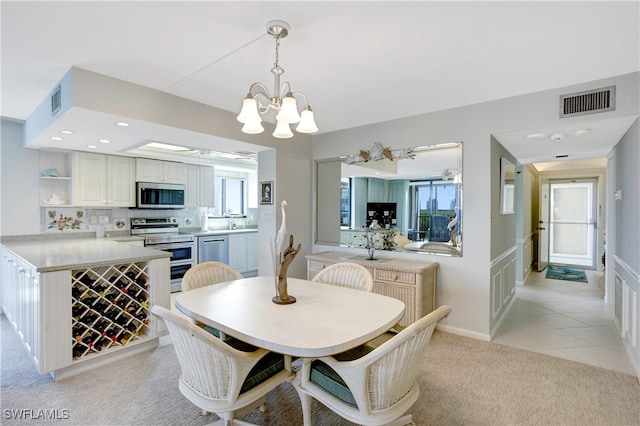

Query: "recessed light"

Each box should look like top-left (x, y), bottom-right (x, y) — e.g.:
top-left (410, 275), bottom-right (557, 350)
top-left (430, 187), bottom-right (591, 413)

top-left (59, 130), bottom-right (74, 135)
top-left (87, 145), bottom-right (98, 149)
top-left (50, 136), bottom-right (63, 141)
top-left (526, 133), bottom-right (547, 139)
top-left (574, 129), bottom-right (590, 136)
top-left (99, 139), bottom-right (110, 144)
top-left (116, 121), bottom-right (130, 127)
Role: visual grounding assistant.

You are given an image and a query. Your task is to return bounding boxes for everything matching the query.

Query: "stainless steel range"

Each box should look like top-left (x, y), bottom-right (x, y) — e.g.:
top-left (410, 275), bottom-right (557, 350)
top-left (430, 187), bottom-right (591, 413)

top-left (131, 217), bottom-right (195, 293)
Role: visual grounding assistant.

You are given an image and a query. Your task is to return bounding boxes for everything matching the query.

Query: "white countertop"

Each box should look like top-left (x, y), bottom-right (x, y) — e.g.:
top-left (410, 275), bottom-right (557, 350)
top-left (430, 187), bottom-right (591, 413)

top-left (2, 238), bottom-right (170, 273)
top-left (193, 228), bottom-right (258, 237)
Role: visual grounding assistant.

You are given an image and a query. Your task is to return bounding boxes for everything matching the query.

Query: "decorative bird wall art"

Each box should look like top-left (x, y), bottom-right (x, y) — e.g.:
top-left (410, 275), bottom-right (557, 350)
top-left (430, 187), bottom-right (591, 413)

top-left (345, 142), bottom-right (416, 164)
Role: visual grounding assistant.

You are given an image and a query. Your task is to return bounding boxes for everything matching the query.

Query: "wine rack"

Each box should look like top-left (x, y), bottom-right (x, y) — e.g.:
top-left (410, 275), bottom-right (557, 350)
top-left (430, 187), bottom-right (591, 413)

top-left (71, 262), bottom-right (149, 360)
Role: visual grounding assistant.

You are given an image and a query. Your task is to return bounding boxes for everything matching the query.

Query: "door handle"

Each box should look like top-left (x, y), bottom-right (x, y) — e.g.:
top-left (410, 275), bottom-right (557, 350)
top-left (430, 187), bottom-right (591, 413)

top-left (536, 227), bottom-right (546, 231)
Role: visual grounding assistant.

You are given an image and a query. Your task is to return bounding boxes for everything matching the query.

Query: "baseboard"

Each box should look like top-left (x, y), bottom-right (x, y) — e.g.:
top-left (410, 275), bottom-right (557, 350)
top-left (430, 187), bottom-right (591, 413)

top-left (436, 324), bottom-right (491, 342)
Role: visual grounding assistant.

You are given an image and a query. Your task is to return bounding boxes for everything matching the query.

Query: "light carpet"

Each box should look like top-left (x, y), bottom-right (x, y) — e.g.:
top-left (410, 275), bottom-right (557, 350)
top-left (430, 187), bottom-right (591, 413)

top-left (2, 314), bottom-right (638, 425)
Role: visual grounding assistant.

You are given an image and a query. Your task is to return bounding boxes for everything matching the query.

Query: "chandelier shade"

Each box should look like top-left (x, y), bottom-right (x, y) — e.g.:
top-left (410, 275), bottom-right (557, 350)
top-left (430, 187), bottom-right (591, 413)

top-left (241, 120), bottom-right (265, 134)
top-left (237, 96), bottom-right (262, 124)
top-left (273, 119), bottom-right (294, 139)
top-left (296, 107), bottom-right (318, 133)
top-left (237, 20), bottom-right (318, 137)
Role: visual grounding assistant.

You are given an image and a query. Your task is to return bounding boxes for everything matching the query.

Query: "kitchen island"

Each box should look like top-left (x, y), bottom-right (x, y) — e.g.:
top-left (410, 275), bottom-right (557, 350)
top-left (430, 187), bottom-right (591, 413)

top-left (1, 237), bottom-right (171, 380)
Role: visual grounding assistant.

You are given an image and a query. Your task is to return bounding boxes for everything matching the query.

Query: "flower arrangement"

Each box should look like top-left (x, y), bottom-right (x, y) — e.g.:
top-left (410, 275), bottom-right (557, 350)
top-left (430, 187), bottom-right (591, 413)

top-left (352, 225), bottom-right (399, 259)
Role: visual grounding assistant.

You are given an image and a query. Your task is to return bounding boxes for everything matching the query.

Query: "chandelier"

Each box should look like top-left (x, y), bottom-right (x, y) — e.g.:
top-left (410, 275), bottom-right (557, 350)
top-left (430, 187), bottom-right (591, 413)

top-left (236, 20), bottom-right (318, 138)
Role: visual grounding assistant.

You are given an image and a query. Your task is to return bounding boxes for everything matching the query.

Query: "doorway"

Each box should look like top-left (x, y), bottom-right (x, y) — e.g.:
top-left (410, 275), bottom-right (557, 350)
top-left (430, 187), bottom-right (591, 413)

top-left (539, 178), bottom-right (598, 270)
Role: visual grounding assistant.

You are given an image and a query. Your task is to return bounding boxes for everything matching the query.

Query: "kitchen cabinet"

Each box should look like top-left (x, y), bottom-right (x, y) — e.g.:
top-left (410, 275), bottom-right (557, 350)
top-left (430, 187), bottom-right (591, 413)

top-left (306, 251), bottom-right (438, 327)
top-left (40, 149), bottom-right (73, 206)
top-left (228, 232), bottom-right (258, 277)
top-left (73, 152), bottom-right (135, 207)
top-left (1, 240), bottom-right (170, 380)
top-left (135, 158), bottom-right (185, 184)
top-left (185, 164), bottom-right (215, 207)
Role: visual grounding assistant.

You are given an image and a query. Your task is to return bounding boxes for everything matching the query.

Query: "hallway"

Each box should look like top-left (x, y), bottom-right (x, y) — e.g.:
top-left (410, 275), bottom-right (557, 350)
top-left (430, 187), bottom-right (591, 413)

top-left (493, 268), bottom-right (635, 375)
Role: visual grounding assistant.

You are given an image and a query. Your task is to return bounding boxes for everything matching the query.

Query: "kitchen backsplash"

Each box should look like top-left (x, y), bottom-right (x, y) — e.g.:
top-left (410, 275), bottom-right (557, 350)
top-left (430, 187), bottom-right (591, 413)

top-left (41, 207), bottom-right (258, 235)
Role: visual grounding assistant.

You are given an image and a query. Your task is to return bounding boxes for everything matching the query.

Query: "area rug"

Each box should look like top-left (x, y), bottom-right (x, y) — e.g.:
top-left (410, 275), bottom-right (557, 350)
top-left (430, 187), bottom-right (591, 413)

top-left (545, 265), bottom-right (588, 283)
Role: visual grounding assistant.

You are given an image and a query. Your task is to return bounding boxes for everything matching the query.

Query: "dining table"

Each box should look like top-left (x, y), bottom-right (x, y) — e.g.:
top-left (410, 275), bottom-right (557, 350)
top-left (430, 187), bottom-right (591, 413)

top-left (174, 276), bottom-right (406, 359)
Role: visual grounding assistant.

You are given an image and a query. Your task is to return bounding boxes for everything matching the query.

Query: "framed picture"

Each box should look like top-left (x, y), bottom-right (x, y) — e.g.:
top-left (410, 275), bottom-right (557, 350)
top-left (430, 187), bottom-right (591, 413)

top-left (260, 181), bottom-right (273, 205)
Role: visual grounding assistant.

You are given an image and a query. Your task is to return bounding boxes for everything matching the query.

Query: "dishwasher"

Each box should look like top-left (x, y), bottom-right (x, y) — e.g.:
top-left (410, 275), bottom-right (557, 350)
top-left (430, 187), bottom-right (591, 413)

top-left (198, 235), bottom-right (229, 264)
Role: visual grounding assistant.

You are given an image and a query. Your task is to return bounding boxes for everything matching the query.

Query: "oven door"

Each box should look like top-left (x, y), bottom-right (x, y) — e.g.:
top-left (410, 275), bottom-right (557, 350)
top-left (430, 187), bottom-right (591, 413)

top-left (170, 261), bottom-right (194, 292)
top-left (147, 241), bottom-right (195, 292)
top-left (150, 242), bottom-right (195, 263)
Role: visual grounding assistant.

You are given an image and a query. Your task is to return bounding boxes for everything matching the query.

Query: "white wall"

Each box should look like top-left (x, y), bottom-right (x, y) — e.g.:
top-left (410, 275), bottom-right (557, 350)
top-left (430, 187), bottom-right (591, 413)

top-left (0, 119), bottom-right (40, 236)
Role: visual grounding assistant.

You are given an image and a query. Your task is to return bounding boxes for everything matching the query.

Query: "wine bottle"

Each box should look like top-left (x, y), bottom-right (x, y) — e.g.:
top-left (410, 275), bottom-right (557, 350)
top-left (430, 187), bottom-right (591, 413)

top-left (73, 345), bottom-right (85, 358)
top-left (72, 286), bottom-right (82, 299)
top-left (82, 334), bottom-right (95, 350)
top-left (72, 305), bottom-right (85, 320)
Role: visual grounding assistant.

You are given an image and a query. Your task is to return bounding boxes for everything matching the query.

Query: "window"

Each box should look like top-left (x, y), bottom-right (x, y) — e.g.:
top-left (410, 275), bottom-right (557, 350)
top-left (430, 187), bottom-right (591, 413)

top-left (213, 177), bottom-right (246, 216)
top-left (340, 178), bottom-right (351, 227)
top-left (409, 180), bottom-right (460, 242)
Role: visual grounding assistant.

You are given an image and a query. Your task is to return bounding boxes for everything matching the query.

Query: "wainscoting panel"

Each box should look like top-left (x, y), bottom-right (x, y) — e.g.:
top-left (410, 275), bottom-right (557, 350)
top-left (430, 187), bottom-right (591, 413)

top-left (490, 246), bottom-right (517, 332)
top-left (516, 233), bottom-right (536, 284)
top-left (614, 255), bottom-right (639, 376)
top-left (492, 270), bottom-right (503, 320)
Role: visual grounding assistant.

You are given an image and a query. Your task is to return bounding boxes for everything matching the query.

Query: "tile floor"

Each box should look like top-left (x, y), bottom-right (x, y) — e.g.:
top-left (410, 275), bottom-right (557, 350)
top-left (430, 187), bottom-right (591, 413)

top-left (493, 267), bottom-right (636, 375)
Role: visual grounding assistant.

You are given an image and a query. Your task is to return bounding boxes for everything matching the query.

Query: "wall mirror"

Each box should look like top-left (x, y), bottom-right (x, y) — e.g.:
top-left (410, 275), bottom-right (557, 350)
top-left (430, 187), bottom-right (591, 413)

top-left (500, 157), bottom-right (515, 214)
top-left (316, 142), bottom-right (463, 256)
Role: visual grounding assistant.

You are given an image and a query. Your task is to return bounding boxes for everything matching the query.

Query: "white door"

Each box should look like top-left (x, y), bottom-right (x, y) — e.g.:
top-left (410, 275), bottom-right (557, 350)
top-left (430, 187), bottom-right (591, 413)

top-left (548, 179), bottom-right (597, 268)
top-left (537, 177), bottom-right (550, 271)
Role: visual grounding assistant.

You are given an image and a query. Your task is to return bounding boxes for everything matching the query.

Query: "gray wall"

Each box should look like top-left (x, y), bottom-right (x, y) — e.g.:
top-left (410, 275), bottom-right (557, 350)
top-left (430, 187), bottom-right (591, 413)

top-left (0, 119), bottom-right (40, 236)
top-left (490, 137), bottom-right (517, 260)
top-left (615, 119), bottom-right (640, 271)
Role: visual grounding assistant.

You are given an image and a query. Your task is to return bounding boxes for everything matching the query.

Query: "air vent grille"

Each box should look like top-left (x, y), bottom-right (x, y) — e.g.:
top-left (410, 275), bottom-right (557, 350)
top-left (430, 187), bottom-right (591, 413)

top-left (50, 85), bottom-right (61, 116)
top-left (560, 86), bottom-right (615, 118)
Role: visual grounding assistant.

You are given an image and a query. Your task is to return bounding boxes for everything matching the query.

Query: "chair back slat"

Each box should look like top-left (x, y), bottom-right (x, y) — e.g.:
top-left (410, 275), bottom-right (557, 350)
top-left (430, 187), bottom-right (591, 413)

top-left (366, 306), bottom-right (449, 411)
top-left (163, 318), bottom-right (233, 399)
top-left (368, 322), bottom-right (437, 410)
top-left (182, 261), bottom-right (243, 292)
top-left (312, 262), bottom-right (374, 292)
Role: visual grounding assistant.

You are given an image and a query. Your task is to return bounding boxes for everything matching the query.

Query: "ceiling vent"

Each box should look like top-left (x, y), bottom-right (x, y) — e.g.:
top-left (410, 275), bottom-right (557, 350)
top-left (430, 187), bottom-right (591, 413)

top-left (50, 85), bottom-right (61, 116)
top-left (560, 86), bottom-right (615, 118)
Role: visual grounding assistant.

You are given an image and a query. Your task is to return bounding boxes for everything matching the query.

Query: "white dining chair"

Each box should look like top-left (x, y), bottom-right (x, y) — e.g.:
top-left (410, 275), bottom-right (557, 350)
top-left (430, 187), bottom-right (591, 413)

top-left (311, 262), bottom-right (374, 292)
top-left (293, 305), bottom-right (451, 426)
top-left (181, 261), bottom-right (243, 292)
top-left (151, 306), bottom-right (294, 425)
top-left (181, 261), bottom-right (244, 339)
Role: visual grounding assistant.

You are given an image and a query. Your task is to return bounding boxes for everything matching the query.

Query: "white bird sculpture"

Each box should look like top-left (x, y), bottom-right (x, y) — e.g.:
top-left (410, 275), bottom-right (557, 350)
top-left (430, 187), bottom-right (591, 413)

top-left (275, 200), bottom-right (289, 256)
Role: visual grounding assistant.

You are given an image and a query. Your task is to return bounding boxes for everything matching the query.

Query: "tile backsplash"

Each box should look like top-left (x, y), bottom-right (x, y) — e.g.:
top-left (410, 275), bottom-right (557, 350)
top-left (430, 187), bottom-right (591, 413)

top-left (41, 207), bottom-right (258, 235)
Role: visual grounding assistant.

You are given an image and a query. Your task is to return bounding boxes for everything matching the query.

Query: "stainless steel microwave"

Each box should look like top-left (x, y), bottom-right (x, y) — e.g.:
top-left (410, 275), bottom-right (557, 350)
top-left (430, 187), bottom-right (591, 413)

top-left (136, 182), bottom-right (185, 209)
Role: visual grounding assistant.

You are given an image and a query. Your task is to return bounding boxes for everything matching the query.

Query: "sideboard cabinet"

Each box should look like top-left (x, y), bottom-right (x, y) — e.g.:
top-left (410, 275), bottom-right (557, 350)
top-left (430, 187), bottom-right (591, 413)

top-left (306, 251), bottom-right (438, 327)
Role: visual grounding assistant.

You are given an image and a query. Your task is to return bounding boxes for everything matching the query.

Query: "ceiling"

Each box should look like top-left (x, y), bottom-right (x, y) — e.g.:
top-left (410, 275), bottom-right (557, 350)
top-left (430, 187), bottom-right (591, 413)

top-left (1, 1), bottom-right (639, 169)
